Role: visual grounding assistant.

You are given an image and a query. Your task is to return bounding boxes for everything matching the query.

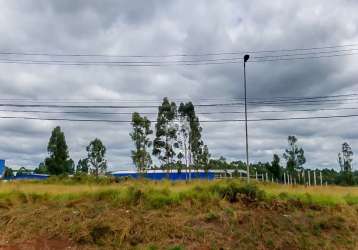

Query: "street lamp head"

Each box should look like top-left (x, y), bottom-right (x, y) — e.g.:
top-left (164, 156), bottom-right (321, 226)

top-left (244, 54), bottom-right (250, 63)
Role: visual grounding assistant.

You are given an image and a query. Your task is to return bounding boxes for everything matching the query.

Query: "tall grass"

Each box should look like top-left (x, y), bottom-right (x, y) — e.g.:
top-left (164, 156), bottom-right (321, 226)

top-left (1, 179), bottom-right (358, 207)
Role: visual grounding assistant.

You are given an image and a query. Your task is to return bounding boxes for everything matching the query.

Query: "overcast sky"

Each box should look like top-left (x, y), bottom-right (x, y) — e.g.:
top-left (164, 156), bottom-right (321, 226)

top-left (1, 0), bottom-right (358, 171)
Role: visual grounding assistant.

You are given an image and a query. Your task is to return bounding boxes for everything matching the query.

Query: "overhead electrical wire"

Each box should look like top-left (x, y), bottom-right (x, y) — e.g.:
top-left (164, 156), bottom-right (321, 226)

top-left (0, 51), bottom-right (357, 66)
top-left (0, 92), bottom-right (357, 103)
top-left (0, 43), bottom-right (358, 58)
top-left (1, 93), bottom-right (358, 104)
top-left (1, 113), bottom-right (358, 123)
top-left (0, 43), bottom-right (358, 66)
top-left (0, 106), bottom-right (358, 116)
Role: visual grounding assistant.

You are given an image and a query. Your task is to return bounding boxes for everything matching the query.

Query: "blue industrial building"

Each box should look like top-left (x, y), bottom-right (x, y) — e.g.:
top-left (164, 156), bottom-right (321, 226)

top-left (112, 169), bottom-right (216, 180)
top-left (0, 159), bottom-right (5, 178)
top-left (12, 173), bottom-right (50, 180)
top-left (1, 166), bottom-right (240, 181)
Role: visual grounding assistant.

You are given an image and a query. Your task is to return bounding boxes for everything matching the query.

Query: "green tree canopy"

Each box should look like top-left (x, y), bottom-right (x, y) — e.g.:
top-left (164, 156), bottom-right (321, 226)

top-left (44, 126), bottom-right (74, 175)
top-left (178, 102), bottom-right (205, 169)
top-left (267, 154), bottom-right (281, 180)
top-left (153, 97), bottom-right (178, 170)
top-left (76, 158), bottom-right (89, 174)
top-left (338, 142), bottom-right (353, 172)
top-left (4, 167), bottom-right (14, 178)
top-left (34, 162), bottom-right (48, 174)
top-left (130, 112), bottom-right (153, 172)
top-left (283, 135), bottom-right (306, 174)
top-left (86, 138), bottom-right (107, 176)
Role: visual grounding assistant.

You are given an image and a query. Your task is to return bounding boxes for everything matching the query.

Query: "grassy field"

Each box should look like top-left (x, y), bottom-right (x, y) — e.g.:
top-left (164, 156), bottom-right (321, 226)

top-left (0, 178), bottom-right (357, 249)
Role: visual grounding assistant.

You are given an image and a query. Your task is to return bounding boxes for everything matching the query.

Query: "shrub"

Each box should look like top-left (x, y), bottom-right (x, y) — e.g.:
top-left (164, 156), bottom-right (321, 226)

top-left (214, 182), bottom-right (265, 202)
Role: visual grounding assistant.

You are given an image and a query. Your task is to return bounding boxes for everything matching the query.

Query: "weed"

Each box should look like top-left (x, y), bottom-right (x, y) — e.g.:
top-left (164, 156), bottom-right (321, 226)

top-left (205, 211), bottom-right (219, 222)
top-left (90, 225), bottom-right (113, 245)
top-left (168, 246), bottom-right (184, 250)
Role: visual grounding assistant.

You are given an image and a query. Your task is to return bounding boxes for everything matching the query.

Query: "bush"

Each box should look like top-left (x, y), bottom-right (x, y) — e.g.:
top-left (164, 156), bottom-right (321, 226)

top-left (213, 182), bottom-right (265, 203)
top-left (43, 174), bottom-right (118, 185)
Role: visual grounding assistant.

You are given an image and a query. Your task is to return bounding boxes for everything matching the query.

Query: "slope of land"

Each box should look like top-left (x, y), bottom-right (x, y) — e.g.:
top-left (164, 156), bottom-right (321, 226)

top-left (0, 179), bottom-right (357, 250)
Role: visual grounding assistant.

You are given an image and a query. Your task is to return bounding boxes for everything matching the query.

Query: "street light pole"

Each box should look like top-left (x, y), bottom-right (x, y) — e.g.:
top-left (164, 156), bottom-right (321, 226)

top-left (243, 54), bottom-right (250, 182)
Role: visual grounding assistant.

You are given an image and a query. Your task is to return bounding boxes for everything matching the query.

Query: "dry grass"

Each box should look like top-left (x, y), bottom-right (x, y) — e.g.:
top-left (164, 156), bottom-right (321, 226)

top-left (0, 179), bottom-right (358, 249)
top-left (1, 179), bottom-right (358, 205)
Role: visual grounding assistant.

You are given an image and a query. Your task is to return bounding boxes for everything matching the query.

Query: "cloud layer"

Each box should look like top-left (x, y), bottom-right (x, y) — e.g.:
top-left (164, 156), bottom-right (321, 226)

top-left (0, 0), bottom-right (358, 170)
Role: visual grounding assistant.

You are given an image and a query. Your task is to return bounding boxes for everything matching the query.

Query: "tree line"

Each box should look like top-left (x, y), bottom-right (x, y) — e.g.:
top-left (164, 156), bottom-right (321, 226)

top-left (28, 97), bottom-right (209, 177)
top-left (206, 136), bottom-right (357, 185)
top-left (33, 127), bottom-right (107, 176)
top-left (3, 97), bottom-right (356, 185)
top-left (130, 97), bottom-right (210, 175)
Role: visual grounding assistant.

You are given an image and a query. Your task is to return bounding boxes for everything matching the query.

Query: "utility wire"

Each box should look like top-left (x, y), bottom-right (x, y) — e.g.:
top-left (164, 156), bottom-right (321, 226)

top-left (0, 97), bottom-right (358, 109)
top-left (0, 49), bottom-right (358, 66)
top-left (251, 52), bottom-right (358, 63)
top-left (1, 113), bottom-right (358, 123)
top-left (0, 102), bottom-right (243, 109)
top-left (1, 48), bottom-right (357, 64)
top-left (0, 92), bottom-right (358, 103)
top-left (0, 106), bottom-right (358, 116)
top-left (0, 43), bottom-right (358, 58)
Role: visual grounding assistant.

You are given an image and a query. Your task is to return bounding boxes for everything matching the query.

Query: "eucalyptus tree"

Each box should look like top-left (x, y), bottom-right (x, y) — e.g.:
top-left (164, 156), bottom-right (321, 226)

top-left (76, 158), bottom-right (89, 174)
top-left (200, 145), bottom-right (211, 173)
top-left (153, 97), bottom-right (178, 172)
top-left (283, 136), bottom-right (306, 175)
top-left (130, 112), bottom-right (153, 173)
top-left (178, 102), bottom-right (191, 172)
top-left (178, 102), bottom-right (206, 173)
top-left (86, 138), bottom-right (107, 177)
top-left (338, 142), bottom-right (353, 172)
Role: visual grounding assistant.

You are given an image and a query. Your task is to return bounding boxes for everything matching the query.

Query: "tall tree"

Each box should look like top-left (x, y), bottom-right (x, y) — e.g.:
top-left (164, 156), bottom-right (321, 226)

top-left (338, 142), bottom-right (353, 172)
top-left (283, 136), bottom-right (306, 174)
top-left (200, 145), bottom-right (211, 173)
top-left (178, 102), bottom-right (204, 170)
top-left (44, 126), bottom-right (74, 175)
top-left (76, 158), bottom-right (89, 174)
top-left (267, 154), bottom-right (281, 180)
top-left (3, 167), bottom-right (14, 178)
top-left (153, 97), bottom-right (178, 171)
top-left (86, 138), bottom-right (107, 177)
top-left (130, 112), bottom-right (153, 173)
top-left (34, 162), bottom-right (48, 174)
top-left (178, 102), bottom-right (191, 172)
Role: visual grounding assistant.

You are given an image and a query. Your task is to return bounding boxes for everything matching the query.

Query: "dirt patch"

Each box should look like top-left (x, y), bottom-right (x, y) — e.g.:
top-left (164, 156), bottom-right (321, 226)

top-left (0, 238), bottom-right (75, 250)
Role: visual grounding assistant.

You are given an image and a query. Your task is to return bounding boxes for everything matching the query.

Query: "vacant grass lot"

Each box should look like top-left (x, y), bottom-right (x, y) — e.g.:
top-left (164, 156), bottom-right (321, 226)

top-left (0, 178), bottom-right (357, 249)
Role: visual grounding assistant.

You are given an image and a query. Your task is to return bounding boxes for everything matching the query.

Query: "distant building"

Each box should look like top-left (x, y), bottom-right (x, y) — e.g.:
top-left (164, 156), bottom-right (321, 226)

top-left (111, 169), bottom-right (247, 180)
top-left (0, 159), bottom-right (5, 178)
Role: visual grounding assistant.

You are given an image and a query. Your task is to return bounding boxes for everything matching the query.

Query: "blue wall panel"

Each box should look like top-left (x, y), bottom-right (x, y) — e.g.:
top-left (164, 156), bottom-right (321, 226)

top-left (0, 159), bottom-right (5, 178)
top-left (112, 171), bottom-right (215, 181)
top-left (12, 173), bottom-right (49, 180)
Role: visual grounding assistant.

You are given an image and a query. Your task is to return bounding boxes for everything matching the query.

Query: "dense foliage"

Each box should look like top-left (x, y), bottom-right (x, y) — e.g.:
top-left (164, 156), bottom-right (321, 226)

top-left (5, 98), bottom-right (357, 186)
top-left (37, 126), bottom-right (74, 175)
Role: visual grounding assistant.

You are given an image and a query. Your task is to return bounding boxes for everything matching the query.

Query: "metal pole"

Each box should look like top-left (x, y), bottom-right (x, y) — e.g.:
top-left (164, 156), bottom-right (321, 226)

top-left (244, 55), bottom-right (250, 182)
top-left (320, 171), bottom-right (323, 186)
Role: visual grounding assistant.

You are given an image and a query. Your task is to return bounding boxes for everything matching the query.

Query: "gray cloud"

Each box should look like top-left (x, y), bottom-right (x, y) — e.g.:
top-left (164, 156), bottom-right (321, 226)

top-left (0, 0), bottom-right (358, 171)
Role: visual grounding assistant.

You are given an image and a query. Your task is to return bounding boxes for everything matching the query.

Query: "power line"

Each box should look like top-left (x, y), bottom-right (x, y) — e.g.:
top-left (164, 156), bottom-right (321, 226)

top-left (251, 52), bottom-right (358, 63)
top-left (0, 47), bottom-right (357, 67)
top-left (0, 97), bottom-right (357, 109)
top-left (0, 102), bottom-right (243, 109)
top-left (251, 48), bottom-right (358, 59)
top-left (1, 48), bottom-right (357, 65)
top-left (1, 43), bottom-right (357, 58)
top-left (1, 113), bottom-right (358, 123)
top-left (0, 92), bottom-right (357, 103)
top-left (0, 106), bottom-right (358, 116)
top-left (0, 51), bottom-right (355, 66)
